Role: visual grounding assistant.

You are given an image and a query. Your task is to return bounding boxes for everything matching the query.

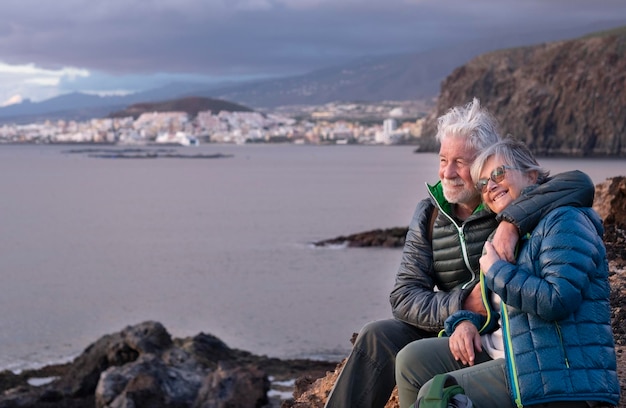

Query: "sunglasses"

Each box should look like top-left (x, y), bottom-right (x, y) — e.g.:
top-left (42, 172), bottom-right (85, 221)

top-left (475, 165), bottom-right (520, 192)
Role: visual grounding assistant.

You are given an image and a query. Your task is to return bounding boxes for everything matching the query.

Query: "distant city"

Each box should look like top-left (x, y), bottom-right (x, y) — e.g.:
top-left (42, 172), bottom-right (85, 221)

top-left (0, 101), bottom-right (431, 146)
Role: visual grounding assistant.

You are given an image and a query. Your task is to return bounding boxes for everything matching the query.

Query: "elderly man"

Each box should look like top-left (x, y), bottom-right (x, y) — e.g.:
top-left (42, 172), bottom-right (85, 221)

top-left (324, 98), bottom-right (594, 408)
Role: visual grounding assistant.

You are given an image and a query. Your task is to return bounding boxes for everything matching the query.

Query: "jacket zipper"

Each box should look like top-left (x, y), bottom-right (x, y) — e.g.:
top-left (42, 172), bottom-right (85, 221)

top-left (457, 225), bottom-right (475, 289)
top-left (554, 322), bottom-right (570, 368)
top-left (501, 303), bottom-right (524, 408)
top-left (428, 193), bottom-right (475, 288)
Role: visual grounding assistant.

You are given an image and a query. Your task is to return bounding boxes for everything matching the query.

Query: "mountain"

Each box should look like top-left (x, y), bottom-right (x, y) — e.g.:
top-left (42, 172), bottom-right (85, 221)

top-left (0, 20), bottom-right (623, 124)
top-left (0, 86), bottom-right (209, 124)
top-left (108, 96), bottom-right (253, 119)
top-left (191, 21), bottom-right (626, 108)
top-left (417, 26), bottom-right (626, 156)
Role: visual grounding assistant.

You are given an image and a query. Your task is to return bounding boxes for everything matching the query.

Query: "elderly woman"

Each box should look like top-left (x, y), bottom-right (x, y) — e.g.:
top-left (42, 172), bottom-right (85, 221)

top-left (394, 138), bottom-right (620, 408)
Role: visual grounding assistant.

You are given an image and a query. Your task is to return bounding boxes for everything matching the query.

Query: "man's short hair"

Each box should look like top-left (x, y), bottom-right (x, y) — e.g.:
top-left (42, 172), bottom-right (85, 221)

top-left (435, 98), bottom-right (501, 155)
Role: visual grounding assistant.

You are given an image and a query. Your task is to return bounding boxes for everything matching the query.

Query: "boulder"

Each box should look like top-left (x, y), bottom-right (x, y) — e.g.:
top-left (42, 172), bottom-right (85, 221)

top-left (594, 176), bottom-right (626, 227)
top-left (0, 320), bottom-right (336, 408)
top-left (194, 362), bottom-right (269, 408)
top-left (0, 321), bottom-right (270, 408)
top-left (95, 353), bottom-right (208, 408)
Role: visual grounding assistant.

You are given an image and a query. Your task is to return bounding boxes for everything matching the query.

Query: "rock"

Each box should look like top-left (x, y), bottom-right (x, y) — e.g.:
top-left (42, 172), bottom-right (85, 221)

top-left (312, 227), bottom-right (408, 248)
top-left (0, 321), bottom-right (336, 408)
top-left (53, 321), bottom-right (170, 398)
top-left (194, 362), bottom-right (269, 408)
top-left (282, 361), bottom-right (343, 408)
top-left (55, 332), bottom-right (137, 398)
top-left (594, 176), bottom-right (626, 227)
top-left (178, 332), bottom-right (237, 367)
top-left (595, 176), bottom-right (626, 269)
top-left (95, 353), bottom-right (208, 408)
top-left (284, 357), bottom-right (399, 408)
top-left (119, 320), bottom-right (173, 355)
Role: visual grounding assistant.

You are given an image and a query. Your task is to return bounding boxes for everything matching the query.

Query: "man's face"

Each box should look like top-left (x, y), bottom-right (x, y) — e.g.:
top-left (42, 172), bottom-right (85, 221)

top-left (438, 136), bottom-right (479, 204)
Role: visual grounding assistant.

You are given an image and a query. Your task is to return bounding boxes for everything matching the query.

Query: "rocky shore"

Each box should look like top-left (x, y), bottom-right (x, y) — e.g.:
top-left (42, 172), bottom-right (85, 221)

top-left (312, 226), bottom-right (408, 248)
top-left (1, 177), bottom-right (624, 408)
top-left (0, 321), bottom-right (337, 408)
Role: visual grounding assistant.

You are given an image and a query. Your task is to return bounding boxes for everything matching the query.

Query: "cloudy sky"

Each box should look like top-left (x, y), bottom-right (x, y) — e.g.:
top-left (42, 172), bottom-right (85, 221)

top-left (0, 0), bottom-right (624, 106)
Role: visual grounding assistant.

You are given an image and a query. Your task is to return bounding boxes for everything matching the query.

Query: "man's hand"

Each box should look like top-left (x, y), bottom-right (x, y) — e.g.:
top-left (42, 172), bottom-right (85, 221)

top-left (491, 221), bottom-right (519, 263)
top-left (480, 242), bottom-right (501, 275)
top-left (449, 321), bottom-right (482, 366)
top-left (463, 284), bottom-right (486, 316)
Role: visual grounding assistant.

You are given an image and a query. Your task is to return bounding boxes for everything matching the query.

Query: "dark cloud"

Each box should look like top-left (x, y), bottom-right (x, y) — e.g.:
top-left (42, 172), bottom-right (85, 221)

top-left (0, 0), bottom-right (624, 102)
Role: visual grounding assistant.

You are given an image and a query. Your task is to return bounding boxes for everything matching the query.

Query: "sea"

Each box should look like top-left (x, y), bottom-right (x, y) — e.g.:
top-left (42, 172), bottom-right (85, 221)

top-left (0, 143), bottom-right (624, 372)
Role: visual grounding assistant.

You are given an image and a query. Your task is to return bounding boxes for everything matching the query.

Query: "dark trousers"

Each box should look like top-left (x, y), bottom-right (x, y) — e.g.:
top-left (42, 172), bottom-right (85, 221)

top-left (324, 318), bottom-right (435, 408)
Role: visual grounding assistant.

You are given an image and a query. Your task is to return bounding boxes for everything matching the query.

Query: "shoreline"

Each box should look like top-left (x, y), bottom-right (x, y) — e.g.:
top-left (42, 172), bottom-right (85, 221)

top-left (0, 321), bottom-right (340, 408)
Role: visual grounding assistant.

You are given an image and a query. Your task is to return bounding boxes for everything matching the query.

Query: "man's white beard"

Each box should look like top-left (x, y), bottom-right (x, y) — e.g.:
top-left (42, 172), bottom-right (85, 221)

top-left (442, 178), bottom-right (478, 205)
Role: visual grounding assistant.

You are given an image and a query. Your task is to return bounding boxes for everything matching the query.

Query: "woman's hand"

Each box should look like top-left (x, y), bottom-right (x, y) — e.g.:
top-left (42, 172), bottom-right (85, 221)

top-left (480, 241), bottom-right (501, 276)
top-left (449, 321), bottom-right (482, 366)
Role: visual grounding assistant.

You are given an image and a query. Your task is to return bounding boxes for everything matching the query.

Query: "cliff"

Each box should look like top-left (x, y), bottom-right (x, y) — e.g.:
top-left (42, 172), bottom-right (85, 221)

top-left (417, 26), bottom-right (626, 156)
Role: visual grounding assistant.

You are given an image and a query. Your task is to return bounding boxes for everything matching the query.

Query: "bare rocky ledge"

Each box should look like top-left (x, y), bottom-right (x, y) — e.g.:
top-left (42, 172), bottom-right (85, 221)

top-left (312, 226), bottom-right (408, 248)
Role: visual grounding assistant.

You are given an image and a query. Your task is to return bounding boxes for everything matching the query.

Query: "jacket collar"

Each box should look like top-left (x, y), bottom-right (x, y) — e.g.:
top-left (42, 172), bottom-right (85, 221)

top-left (426, 181), bottom-right (487, 217)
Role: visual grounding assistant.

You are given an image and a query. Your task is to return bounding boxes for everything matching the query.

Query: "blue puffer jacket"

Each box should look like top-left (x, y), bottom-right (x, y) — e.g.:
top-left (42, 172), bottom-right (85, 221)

top-left (446, 206), bottom-right (620, 407)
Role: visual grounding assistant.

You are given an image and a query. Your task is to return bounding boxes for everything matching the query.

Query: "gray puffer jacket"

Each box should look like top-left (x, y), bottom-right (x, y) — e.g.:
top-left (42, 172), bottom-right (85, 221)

top-left (389, 170), bottom-right (594, 333)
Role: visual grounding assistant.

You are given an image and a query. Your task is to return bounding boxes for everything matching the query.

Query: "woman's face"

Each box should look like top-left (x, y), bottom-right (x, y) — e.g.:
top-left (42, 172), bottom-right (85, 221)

top-left (478, 155), bottom-right (536, 214)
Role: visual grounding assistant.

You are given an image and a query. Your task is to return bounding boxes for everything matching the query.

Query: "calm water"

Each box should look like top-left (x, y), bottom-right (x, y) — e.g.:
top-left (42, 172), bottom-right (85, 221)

top-left (0, 144), bottom-right (624, 372)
